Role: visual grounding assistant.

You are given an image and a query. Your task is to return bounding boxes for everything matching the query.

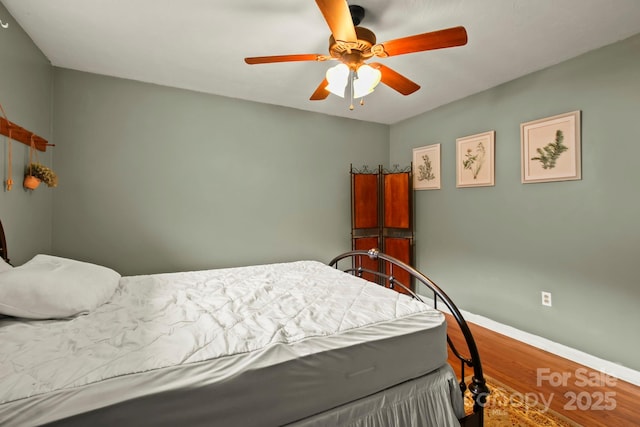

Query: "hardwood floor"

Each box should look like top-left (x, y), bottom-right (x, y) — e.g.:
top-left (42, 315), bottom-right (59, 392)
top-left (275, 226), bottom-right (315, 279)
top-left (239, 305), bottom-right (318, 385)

top-left (446, 315), bottom-right (640, 426)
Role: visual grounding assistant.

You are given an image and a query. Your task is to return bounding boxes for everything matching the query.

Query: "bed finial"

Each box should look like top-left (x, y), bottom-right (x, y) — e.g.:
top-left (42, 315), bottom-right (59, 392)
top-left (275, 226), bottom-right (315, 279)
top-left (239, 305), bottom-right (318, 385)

top-left (367, 248), bottom-right (380, 259)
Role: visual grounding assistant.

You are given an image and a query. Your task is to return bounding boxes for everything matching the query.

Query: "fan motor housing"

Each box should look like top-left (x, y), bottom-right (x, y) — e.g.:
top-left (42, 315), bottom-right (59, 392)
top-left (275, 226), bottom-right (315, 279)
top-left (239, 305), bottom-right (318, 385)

top-left (329, 26), bottom-right (376, 68)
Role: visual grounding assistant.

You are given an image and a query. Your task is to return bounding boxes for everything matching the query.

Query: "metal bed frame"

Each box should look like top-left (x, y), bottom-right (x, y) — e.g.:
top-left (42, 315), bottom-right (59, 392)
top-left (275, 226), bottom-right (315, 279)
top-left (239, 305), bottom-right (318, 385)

top-left (0, 220), bottom-right (488, 425)
top-left (329, 248), bottom-right (489, 427)
top-left (0, 219), bottom-right (8, 265)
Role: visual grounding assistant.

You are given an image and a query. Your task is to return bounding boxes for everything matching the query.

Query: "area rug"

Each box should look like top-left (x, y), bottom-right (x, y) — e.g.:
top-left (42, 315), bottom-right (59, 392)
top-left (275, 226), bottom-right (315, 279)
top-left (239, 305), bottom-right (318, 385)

top-left (463, 376), bottom-right (582, 426)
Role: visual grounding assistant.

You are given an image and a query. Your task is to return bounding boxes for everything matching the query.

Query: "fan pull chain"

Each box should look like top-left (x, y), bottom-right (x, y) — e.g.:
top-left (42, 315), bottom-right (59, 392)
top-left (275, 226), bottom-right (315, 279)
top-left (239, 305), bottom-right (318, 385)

top-left (349, 70), bottom-right (355, 110)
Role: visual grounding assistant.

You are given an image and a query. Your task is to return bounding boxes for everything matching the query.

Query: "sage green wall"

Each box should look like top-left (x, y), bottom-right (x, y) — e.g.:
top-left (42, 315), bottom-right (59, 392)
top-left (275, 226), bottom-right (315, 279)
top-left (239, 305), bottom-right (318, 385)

top-left (0, 3), bottom-right (53, 264)
top-left (51, 68), bottom-right (389, 275)
top-left (390, 34), bottom-right (640, 370)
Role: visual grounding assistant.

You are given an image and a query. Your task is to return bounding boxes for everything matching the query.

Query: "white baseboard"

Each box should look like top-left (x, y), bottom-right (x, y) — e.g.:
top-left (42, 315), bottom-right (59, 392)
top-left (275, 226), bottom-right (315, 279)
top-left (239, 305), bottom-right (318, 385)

top-left (456, 308), bottom-right (640, 387)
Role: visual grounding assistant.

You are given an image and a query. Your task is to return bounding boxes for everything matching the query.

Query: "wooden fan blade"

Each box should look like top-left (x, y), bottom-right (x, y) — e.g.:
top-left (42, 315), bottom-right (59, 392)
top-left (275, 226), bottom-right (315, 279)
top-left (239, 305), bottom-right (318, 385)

top-left (245, 54), bottom-right (324, 65)
top-left (374, 26), bottom-right (467, 58)
top-left (315, 0), bottom-right (357, 43)
top-left (310, 78), bottom-right (330, 101)
top-left (370, 63), bottom-right (420, 95)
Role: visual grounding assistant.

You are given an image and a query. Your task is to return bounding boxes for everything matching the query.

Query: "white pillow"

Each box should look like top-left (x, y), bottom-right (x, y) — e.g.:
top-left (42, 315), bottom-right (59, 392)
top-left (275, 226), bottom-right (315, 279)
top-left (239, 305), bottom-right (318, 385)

top-left (0, 257), bottom-right (12, 272)
top-left (0, 254), bottom-right (121, 319)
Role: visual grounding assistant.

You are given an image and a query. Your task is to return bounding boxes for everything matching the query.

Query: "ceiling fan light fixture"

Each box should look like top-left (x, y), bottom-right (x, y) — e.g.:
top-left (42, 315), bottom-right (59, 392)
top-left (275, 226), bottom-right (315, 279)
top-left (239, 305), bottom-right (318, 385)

top-left (325, 63), bottom-right (350, 97)
top-left (245, 1), bottom-right (469, 106)
top-left (353, 64), bottom-right (381, 98)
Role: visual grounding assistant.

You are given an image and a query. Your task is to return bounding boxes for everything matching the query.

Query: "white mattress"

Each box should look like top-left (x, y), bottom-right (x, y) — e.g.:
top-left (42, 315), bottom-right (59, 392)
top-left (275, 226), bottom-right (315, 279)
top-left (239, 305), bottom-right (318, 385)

top-left (0, 260), bottom-right (447, 426)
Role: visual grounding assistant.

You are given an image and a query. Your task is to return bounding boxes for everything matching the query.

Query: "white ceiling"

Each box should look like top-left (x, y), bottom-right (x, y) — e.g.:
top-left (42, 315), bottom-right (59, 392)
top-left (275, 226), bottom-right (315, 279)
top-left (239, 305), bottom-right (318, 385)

top-left (3, 0), bottom-right (640, 125)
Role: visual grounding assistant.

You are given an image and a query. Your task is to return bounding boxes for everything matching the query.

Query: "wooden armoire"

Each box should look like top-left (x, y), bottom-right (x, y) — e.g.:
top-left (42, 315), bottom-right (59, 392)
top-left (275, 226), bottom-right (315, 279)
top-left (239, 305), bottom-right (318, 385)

top-left (350, 164), bottom-right (414, 294)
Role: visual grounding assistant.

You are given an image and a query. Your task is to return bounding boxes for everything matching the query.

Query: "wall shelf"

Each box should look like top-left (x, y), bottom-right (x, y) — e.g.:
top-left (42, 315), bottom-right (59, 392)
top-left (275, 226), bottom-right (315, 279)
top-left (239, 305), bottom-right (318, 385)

top-left (0, 116), bottom-right (49, 152)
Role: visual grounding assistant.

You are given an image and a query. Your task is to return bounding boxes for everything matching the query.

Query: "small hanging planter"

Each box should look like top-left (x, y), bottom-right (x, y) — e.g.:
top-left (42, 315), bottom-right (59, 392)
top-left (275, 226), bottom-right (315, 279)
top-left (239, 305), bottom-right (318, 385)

top-left (23, 136), bottom-right (58, 190)
top-left (23, 175), bottom-right (41, 190)
top-left (23, 163), bottom-right (57, 189)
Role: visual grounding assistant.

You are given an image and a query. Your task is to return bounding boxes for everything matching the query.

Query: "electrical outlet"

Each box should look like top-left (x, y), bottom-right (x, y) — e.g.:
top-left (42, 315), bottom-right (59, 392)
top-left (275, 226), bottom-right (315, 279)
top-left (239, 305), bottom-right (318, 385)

top-left (541, 291), bottom-right (552, 307)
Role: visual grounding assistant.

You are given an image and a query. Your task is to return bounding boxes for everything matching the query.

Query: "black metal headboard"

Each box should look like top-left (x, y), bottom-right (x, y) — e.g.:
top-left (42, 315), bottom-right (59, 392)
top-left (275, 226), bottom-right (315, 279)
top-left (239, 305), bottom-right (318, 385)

top-left (0, 219), bottom-right (9, 264)
top-left (329, 249), bottom-right (489, 426)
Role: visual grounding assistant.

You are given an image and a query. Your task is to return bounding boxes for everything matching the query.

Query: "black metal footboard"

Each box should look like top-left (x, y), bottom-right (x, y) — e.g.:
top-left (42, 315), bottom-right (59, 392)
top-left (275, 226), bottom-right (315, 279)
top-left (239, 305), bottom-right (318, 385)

top-left (329, 249), bottom-right (489, 427)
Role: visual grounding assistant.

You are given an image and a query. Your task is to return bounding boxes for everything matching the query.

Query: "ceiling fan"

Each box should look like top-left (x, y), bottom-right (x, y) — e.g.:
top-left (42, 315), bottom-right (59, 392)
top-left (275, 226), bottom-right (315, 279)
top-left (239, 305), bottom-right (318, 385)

top-left (244, 0), bottom-right (468, 107)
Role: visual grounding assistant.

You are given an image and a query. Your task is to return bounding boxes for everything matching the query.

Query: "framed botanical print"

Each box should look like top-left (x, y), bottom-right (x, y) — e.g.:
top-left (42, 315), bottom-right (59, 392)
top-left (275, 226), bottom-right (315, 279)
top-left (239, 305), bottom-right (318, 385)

top-left (456, 130), bottom-right (495, 188)
top-left (412, 144), bottom-right (441, 190)
top-left (521, 111), bottom-right (581, 183)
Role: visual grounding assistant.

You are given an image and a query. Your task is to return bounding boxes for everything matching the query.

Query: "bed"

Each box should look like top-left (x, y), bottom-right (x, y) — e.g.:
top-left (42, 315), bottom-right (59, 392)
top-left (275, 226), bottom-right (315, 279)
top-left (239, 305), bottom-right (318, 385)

top-left (0, 219), bottom-right (488, 426)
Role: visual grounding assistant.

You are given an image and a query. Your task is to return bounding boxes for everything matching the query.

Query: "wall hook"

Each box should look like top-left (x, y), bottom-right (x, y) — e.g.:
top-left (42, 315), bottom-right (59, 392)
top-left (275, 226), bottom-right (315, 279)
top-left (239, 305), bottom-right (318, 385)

top-left (0, 19), bottom-right (8, 29)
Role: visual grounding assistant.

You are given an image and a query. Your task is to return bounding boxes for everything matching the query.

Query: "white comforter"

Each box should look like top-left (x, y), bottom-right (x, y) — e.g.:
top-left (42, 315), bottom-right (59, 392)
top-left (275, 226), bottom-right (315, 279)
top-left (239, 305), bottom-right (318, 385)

top-left (1, 261), bottom-right (441, 409)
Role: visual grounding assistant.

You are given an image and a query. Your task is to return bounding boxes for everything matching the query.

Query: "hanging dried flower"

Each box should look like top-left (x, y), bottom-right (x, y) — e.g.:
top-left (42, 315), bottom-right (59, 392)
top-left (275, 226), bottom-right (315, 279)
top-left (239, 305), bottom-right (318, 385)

top-left (25, 162), bottom-right (58, 188)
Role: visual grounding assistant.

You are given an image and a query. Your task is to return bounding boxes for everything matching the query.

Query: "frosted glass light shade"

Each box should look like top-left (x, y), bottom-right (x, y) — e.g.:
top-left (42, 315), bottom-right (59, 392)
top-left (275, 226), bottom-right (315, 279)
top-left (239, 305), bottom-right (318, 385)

top-left (325, 63), bottom-right (350, 98)
top-left (353, 64), bottom-right (381, 98)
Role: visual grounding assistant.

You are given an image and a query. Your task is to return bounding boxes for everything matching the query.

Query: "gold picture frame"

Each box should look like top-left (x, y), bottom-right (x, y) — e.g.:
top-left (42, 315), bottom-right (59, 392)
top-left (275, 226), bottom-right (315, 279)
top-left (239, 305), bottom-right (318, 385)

top-left (412, 144), bottom-right (441, 190)
top-left (521, 111), bottom-right (581, 183)
top-left (456, 130), bottom-right (495, 188)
